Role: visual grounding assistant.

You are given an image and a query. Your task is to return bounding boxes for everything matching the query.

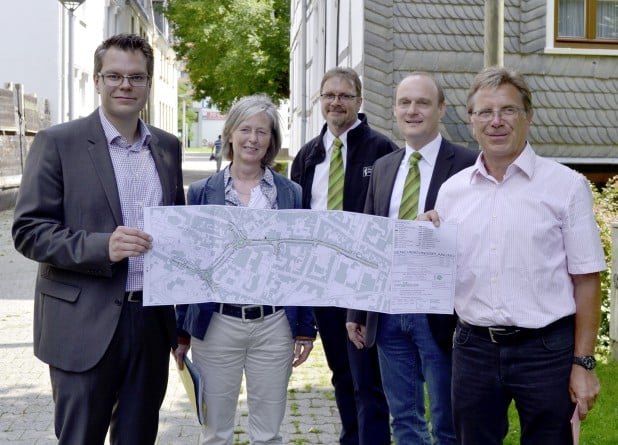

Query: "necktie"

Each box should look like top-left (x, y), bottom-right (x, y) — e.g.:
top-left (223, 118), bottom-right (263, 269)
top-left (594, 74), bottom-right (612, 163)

top-left (398, 151), bottom-right (422, 220)
top-left (327, 138), bottom-right (344, 210)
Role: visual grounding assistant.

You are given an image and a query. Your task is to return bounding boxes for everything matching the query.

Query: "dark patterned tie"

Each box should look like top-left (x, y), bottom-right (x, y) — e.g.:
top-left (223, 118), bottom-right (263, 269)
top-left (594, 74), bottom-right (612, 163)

top-left (398, 151), bottom-right (422, 219)
top-left (327, 138), bottom-right (344, 210)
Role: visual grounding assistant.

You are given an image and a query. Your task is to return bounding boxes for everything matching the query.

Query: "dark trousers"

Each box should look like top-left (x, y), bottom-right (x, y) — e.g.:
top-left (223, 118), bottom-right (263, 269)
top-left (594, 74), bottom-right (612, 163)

top-left (452, 316), bottom-right (576, 445)
top-left (50, 302), bottom-right (170, 445)
top-left (314, 306), bottom-right (391, 445)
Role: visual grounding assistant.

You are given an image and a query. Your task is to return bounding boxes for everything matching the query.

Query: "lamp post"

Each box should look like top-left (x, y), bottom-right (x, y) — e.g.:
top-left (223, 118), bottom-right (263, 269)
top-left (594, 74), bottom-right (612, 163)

top-left (58, 0), bottom-right (86, 121)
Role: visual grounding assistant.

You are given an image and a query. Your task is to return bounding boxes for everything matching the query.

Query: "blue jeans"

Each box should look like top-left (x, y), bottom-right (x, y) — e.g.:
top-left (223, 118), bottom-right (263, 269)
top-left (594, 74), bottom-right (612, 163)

top-left (376, 313), bottom-right (457, 445)
top-left (452, 317), bottom-right (575, 445)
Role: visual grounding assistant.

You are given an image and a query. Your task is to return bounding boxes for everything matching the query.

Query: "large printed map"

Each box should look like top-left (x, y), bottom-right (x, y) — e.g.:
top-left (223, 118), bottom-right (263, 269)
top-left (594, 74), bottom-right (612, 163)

top-left (143, 205), bottom-right (457, 314)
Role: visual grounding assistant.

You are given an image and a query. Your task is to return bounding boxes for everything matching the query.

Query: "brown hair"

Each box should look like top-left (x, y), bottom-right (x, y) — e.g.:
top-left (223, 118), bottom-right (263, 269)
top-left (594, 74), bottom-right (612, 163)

top-left (467, 66), bottom-right (532, 114)
top-left (320, 67), bottom-right (362, 97)
top-left (94, 33), bottom-right (154, 79)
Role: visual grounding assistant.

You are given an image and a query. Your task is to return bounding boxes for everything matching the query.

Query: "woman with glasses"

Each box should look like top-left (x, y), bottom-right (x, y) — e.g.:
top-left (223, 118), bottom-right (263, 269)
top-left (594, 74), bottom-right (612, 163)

top-left (174, 94), bottom-right (316, 445)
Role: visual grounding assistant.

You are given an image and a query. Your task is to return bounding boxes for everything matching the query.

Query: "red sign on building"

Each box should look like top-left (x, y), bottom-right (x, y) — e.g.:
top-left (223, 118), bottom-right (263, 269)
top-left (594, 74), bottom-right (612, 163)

top-left (203, 111), bottom-right (225, 120)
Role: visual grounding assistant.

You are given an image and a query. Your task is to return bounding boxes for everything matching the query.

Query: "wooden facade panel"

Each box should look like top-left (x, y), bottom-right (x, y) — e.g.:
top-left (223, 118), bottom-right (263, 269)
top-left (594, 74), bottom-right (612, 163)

top-left (0, 136), bottom-right (24, 177)
top-left (24, 94), bottom-right (40, 134)
top-left (0, 87), bottom-right (49, 189)
top-left (0, 89), bottom-right (16, 131)
top-left (365, 0), bottom-right (395, 135)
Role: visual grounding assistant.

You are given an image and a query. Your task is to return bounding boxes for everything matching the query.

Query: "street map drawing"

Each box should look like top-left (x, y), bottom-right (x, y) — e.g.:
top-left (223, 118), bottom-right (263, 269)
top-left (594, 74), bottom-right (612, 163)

top-left (143, 205), bottom-right (457, 314)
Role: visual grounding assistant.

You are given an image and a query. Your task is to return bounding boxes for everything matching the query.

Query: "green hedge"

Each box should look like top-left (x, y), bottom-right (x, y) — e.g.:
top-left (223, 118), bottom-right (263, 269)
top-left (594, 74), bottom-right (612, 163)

top-left (272, 159), bottom-right (290, 177)
top-left (592, 175), bottom-right (617, 356)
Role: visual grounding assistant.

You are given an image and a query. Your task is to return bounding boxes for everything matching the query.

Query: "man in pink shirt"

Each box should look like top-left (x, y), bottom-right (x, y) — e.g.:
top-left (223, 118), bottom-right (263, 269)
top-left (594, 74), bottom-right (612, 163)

top-left (424, 66), bottom-right (605, 445)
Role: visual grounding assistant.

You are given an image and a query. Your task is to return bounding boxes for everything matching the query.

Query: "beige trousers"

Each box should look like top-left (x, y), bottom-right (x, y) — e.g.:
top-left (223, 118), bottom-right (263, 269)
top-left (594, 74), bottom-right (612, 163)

top-left (191, 309), bottom-right (294, 445)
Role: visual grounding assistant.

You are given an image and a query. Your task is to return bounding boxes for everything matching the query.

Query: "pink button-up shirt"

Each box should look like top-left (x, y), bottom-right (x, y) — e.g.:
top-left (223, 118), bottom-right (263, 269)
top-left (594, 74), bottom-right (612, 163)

top-left (435, 144), bottom-right (606, 328)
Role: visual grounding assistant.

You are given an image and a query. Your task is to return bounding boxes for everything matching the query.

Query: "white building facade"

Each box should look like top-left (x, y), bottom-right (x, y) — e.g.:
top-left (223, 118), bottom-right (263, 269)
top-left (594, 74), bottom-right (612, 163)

top-left (0, 0), bottom-right (178, 133)
top-left (289, 0), bottom-right (367, 157)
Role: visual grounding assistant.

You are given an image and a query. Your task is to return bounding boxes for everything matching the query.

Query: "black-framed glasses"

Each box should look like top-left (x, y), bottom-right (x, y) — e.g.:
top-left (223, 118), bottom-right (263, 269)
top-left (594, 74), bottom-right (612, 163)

top-left (319, 93), bottom-right (358, 102)
top-left (470, 107), bottom-right (525, 122)
top-left (98, 72), bottom-right (150, 87)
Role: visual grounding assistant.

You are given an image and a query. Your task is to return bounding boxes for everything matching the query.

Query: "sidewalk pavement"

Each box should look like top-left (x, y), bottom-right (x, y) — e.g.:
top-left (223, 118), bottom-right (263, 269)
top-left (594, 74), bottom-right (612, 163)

top-left (0, 157), bottom-right (343, 444)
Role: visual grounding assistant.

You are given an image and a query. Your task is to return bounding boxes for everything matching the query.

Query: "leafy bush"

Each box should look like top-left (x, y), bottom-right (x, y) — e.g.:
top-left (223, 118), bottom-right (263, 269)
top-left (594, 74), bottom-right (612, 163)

top-left (272, 160), bottom-right (290, 177)
top-left (591, 175), bottom-right (618, 355)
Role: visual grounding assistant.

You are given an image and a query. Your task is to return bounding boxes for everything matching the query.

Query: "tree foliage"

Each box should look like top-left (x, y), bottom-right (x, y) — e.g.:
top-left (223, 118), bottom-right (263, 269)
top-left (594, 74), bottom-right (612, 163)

top-left (164, 0), bottom-right (290, 111)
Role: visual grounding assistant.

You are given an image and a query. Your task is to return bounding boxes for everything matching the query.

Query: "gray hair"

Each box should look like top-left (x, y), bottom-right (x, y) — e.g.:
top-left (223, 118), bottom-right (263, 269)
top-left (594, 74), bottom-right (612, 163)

top-left (221, 94), bottom-right (282, 168)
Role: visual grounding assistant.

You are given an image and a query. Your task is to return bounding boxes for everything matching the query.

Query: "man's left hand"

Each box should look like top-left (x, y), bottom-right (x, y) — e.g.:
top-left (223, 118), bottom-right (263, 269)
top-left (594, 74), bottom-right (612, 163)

top-left (569, 365), bottom-right (600, 420)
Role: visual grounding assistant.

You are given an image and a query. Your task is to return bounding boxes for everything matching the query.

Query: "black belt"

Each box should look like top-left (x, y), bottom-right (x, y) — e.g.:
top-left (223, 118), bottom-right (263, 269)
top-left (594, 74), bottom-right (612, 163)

top-left (219, 304), bottom-right (283, 321)
top-left (458, 315), bottom-right (574, 345)
top-left (124, 291), bottom-right (143, 302)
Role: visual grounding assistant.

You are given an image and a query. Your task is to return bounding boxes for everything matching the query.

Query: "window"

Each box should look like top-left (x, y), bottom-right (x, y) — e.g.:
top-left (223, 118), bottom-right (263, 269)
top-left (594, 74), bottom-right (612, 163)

top-left (555, 0), bottom-right (618, 48)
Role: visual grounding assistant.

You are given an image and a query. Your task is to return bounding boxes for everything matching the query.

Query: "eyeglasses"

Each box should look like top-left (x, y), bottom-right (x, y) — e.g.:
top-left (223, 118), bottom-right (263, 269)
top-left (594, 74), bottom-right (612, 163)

top-left (319, 93), bottom-right (358, 103)
top-left (98, 73), bottom-right (150, 87)
top-left (470, 107), bottom-right (525, 122)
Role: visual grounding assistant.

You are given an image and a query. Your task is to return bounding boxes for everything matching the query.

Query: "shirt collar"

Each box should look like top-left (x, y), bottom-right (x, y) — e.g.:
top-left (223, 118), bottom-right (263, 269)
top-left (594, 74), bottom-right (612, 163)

top-left (262, 167), bottom-right (276, 187)
top-left (98, 107), bottom-right (151, 148)
top-left (403, 133), bottom-right (442, 167)
top-left (470, 142), bottom-right (535, 184)
top-left (223, 165), bottom-right (275, 188)
top-left (324, 118), bottom-right (362, 153)
top-left (224, 165), bottom-right (277, 209)
top-left (508, 142), bottom-right (535, 179)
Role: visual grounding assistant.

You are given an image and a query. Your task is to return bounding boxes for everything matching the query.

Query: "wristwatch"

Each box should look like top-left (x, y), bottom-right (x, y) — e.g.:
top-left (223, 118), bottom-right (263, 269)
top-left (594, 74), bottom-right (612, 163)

top-left (573, 355), bottom-right (596, 370)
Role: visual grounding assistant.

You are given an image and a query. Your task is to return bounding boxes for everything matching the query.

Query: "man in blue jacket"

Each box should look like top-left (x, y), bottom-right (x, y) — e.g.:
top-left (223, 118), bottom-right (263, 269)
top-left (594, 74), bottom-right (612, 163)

top-left (291, 67), bottom-right (397, 445)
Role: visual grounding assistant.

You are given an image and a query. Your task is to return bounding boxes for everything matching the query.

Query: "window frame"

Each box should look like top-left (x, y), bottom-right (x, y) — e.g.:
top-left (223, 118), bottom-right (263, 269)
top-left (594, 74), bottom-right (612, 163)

top-left (554, 0), bottom-right (618, 49)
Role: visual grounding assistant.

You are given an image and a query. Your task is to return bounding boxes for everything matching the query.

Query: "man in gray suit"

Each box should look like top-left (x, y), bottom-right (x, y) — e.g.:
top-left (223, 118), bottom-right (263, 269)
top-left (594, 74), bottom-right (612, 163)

top-left (347, 72), bottom-right (477, 445)
top-left (12, 34), bottom-right (185, 445)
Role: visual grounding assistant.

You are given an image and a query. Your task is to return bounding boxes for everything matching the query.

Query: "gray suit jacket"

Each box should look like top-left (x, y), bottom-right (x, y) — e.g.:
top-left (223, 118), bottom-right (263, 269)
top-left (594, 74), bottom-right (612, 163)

top-left (12, 109), bottom-right (185, 372)
top-left (348, 138), bottom-right (477, 349)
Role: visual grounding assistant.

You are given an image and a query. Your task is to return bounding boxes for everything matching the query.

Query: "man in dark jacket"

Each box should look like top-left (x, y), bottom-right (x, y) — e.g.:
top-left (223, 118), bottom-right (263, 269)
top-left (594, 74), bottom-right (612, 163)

top-left (291, 67), bottom-right (397, 445)
top-left (347, 72), bottom-right (477, 445)
top-left (12, 34), bottom-right (185, 444)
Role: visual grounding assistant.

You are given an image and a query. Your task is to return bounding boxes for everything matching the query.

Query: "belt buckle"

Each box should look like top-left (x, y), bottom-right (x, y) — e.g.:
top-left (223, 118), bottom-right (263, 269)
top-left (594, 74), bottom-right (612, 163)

top-left (488, 327), bottom-right (520, 343)
top-left (488, 327), bottom-right (507, 343)
top-left (126, 291), bottom-right (140, 303)
top-left (241, 304), bottom-right (263, 322)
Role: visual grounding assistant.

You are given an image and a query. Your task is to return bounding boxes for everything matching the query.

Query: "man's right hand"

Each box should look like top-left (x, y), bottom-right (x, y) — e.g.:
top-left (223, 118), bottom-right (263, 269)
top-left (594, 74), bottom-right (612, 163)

top-left (346, 322), bottom-right (367, 349)
top-left (417, 210), bottom-right (441, 227)
top-left (108, 226), bottom-right (153, 263)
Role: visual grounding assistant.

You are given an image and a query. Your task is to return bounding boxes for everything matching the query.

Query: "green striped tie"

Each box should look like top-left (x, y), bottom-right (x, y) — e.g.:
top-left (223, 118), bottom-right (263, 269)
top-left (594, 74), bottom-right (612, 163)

top-left (398, 151), bottom-right (422, 219)
top-left (327, 138), bottom-right (344, 210)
